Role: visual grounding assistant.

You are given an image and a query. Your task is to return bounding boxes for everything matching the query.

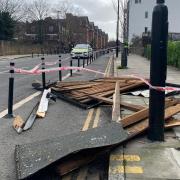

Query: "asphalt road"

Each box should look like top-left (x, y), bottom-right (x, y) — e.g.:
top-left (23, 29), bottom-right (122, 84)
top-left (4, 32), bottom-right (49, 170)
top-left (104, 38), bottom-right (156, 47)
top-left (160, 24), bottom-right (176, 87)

top-left (0, 54), bottom-right (85, 112)
top-left (0, 53), bottom-right (113, 180)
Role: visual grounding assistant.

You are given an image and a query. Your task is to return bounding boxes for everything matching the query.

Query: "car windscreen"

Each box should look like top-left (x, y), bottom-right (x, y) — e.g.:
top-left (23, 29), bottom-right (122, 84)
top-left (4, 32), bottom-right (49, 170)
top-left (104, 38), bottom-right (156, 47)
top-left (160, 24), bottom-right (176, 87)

top-left (75, 44), bottom-right (89, 49)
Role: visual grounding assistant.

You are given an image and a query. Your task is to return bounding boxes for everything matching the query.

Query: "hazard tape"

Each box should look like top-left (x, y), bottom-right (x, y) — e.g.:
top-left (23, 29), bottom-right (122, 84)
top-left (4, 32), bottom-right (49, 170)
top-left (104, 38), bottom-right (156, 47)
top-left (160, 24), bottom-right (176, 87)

top-left (125, 74), bottom-right (180, 92)
top-left (14, 66), bottom-right (105, 76)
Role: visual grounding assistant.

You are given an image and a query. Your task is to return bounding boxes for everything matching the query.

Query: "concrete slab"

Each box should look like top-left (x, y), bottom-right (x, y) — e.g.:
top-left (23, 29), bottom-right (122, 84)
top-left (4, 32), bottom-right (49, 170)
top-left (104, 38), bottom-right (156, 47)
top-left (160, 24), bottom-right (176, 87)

top-left (109, 146), bottom-right (180, 180)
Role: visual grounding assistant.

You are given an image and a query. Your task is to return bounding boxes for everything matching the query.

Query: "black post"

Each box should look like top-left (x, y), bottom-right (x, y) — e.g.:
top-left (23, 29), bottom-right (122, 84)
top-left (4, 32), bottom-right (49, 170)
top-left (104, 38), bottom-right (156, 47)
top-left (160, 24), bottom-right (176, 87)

top-left (148, 0), bottom-right (168, 141)
top-left (7, 62), bottom-right (15, 118)
top-left (41, 57), bottom-right (46, 89)
top-left (59, 55), bottom-right (62, 81)
top-left (83, 57), bottom-right (85, 68)
top-left (78, 56), bottom-right (80, 71)
top-left (87, 56), bottom-right (89, 66)
top-left (70, 58), bottom-right (73, 76)
top-left (32, 52), bottom-right (34, 58)
top-left (121, 44), bottom-right (128, 68)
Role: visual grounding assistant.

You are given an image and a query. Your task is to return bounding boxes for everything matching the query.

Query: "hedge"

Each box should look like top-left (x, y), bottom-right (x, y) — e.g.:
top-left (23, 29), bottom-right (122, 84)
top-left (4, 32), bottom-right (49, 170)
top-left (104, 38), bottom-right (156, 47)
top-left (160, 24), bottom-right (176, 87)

top-left (144, 41), bottom-right (180, 69)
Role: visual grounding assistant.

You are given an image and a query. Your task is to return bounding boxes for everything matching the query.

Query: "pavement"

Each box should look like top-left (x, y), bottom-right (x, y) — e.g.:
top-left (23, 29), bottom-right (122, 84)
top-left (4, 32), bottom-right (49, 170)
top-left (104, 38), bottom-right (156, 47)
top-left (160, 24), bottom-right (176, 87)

top-left (109, 54), bottom-right (180, 180)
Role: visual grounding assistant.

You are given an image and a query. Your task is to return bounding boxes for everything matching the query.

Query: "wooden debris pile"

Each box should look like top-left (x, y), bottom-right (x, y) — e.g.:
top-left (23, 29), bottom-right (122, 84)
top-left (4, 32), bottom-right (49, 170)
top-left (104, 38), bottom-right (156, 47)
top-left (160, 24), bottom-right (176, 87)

top-left (50, 77), bottom-right (147, 109)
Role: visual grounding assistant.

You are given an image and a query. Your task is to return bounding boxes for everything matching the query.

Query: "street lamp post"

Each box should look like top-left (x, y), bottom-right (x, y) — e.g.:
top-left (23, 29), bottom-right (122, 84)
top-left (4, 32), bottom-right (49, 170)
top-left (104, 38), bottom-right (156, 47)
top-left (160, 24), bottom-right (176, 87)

top-left (116, 0), bottom-right (120, 58)
top-left (148, 0), bottom-right (168, 141)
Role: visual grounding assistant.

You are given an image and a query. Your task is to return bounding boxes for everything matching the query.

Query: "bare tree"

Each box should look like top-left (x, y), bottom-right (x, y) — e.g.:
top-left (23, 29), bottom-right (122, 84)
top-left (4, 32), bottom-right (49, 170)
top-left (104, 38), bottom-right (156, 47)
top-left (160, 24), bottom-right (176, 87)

top-left (26, 0), bottom-right (50, 21)
top-left (52, 0), bottom-right (83, 19)
top-left (26, 0), bottom-right (51, 44)
top-left (0, 0), bottom-right (26, 21)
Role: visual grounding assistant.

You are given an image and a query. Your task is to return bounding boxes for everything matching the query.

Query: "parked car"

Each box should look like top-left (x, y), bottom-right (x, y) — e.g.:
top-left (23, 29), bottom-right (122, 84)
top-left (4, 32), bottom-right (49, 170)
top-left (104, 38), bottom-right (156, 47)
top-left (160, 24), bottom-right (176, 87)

top-left (70, 44), bottom-right (93, 59)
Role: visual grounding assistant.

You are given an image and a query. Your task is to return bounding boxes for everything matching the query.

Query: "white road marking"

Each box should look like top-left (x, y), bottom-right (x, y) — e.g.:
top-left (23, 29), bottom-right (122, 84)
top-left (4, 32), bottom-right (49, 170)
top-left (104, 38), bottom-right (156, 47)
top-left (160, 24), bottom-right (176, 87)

top-left (0, 91), bottom-right (41, 118)
top-left (0, 57), bottom-right (87, 118)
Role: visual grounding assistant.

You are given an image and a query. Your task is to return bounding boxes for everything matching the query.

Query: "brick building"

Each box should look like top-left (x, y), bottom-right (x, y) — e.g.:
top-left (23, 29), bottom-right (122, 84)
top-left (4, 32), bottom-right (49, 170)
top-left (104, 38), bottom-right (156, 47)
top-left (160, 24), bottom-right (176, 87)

top-left (24, 13), bottom-right (108, 51)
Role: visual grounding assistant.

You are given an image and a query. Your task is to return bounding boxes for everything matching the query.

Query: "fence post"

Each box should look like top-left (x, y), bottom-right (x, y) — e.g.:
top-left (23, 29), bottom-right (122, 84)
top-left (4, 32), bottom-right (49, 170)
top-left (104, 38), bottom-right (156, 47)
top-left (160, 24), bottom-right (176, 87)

top-left (70, 58), bottom-right (73, 76)
top-left (59, 55), bottom-right (62, 81)
top-left (148, 0), bottom-right (168, 141)
top-left (41, 57), bottom-right (46, 89)
top-left (7, 62), bottom-right (15, 118)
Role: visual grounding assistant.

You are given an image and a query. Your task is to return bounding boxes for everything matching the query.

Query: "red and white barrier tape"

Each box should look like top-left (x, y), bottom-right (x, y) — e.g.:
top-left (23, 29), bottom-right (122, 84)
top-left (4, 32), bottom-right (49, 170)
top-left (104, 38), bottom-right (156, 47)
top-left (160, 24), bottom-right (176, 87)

top-left (14, 66), bottom-right (105, 76)
top-left (125, 74), bottom-right (180, 92)
top-left (13, 59), bottom-right (180, 92)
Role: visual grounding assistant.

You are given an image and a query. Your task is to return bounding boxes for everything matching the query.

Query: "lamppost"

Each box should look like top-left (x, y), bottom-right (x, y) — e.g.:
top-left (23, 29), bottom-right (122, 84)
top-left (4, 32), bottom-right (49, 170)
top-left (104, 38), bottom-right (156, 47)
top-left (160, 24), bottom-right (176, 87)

top-left (148, 0), bottom-right (168, 141)
top-left (116, 0), bottom-right (120, 58)
top-left (57, 11), bottom-right (61, 53)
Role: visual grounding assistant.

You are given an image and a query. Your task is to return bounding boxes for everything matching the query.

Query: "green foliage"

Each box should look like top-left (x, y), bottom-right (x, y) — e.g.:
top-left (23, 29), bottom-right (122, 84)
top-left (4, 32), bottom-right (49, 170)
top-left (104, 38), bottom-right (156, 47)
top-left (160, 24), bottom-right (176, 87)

top-left (144, 41), bottom-right (180, 69)
top-left (0, 12), bottom-right (14, 40)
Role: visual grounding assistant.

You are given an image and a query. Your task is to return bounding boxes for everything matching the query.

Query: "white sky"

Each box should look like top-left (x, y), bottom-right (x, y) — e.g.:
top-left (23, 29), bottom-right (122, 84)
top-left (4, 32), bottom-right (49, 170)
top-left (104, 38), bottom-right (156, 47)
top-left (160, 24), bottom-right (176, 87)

top-left (51, 0), bottom-right (117, 40)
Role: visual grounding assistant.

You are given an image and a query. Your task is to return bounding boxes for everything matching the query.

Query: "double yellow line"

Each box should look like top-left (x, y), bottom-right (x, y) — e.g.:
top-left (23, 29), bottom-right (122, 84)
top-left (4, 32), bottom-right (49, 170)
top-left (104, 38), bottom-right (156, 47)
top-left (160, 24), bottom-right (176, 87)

top-left (81, 56), bottom-right (112, 132)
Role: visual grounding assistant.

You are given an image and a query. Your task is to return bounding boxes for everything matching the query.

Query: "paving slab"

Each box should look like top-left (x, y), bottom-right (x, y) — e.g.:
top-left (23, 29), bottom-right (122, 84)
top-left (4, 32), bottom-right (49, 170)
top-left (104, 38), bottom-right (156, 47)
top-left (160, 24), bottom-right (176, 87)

top-left (110, 54), bottom-right (180, 180)
top-left (110, 146), bottom-right (180, 180)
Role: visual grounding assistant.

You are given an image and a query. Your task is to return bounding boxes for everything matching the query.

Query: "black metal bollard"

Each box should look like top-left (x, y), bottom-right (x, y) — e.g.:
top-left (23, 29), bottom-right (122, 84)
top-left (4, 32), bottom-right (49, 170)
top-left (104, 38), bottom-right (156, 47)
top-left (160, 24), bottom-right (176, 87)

top-left (78, 56), bottom-right (80, 71)
top-left (32, 52), bottom-right (34, 58)
top-left (87, 56), bottom-right (89, 66)
top-left (59, 55), bottom-right (62, 81)
top-left (78, 56), bottom-right (80, 67)
top-left (7, 62), bottom-right (15, 118)
top-left (70, 58), bottom-right (73, 76)
top-left (83, 58), bottom-right (85, 68)
top-left (148, 0), bottom-right (168, 141)
top-left (41, 57), bottom-right (46, 89)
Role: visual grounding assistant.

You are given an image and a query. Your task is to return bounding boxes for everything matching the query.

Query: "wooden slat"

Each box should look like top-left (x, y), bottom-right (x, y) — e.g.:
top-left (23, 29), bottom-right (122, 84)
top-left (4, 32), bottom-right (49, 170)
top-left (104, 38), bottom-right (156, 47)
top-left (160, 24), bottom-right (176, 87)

top-left (120, 102), bottom-right (145, 112)
top-left (126, 103), bottom-right (180, 137)
top-left (99, 81), bottom-right (145, 97)
top-left (121, 100), bottom-right (179, 128)
top-left (165, 118), bottom-right (180, 129)
top-left (112, 81), bottom-right (121, 122)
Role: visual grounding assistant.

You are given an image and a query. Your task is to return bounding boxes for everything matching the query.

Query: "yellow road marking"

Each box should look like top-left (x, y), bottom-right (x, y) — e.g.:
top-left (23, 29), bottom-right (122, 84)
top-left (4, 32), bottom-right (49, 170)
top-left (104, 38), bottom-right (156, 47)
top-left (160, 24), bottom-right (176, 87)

top-left (93, 108), bottom-right (101, 128)
top-left (105, 57), bottom-right (112, 77)
top-left (106, 57), bottom-right (112, 77)
top-left (82, 109), bottom-right (94, 131)
top-left (110, 155), bottom-right (140, 161)
top-left (110, 166), bottom-right (143, 174)
top-left (82, 56), bottom-right (112, 130)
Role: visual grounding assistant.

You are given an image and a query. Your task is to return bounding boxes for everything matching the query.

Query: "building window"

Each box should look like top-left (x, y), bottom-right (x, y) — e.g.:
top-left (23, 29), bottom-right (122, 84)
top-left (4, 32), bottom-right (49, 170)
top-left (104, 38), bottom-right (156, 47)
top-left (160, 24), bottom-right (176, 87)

top-left (31, 26), bottom-right (35, 33)
top-left (145, 11), bottom-right (148, 18)
top-left (49, 26), bottom-right (54, 33)
top-left (135, 0), bottom-right (141, 3)
top-left (145, 27), bottom-right (148, 33)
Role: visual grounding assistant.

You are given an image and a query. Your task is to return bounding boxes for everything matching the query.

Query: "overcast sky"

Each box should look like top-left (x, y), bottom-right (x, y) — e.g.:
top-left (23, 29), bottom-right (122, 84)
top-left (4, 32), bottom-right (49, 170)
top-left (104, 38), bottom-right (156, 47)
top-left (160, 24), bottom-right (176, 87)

top-left (52, 0), bottom-right (117, 40)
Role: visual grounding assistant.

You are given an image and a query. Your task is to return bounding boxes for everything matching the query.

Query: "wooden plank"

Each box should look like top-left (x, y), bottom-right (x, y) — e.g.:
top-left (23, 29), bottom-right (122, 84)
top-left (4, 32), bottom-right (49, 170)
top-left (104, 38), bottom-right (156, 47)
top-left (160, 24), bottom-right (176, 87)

top-left (165, 118), bottom-right (180, 129)
top-left (99, 81), bottom-right (145, 97)
top-left (121, 108), bottom-right (149, 128)
top-left (121, 100), bottom-right (179, 128)
top-left (112, 81), bottom-right (121, 122)
top-left (126, 103), bottom-right (180, 137)
top-left (120, 102), bottom-right (145, 112)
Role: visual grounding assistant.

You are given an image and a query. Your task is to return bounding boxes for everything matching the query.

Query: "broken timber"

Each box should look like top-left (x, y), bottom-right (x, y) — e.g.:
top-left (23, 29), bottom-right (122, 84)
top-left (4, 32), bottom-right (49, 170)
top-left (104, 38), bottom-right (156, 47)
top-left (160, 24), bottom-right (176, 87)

top-left (50, 77), bottom-right (147, 109)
